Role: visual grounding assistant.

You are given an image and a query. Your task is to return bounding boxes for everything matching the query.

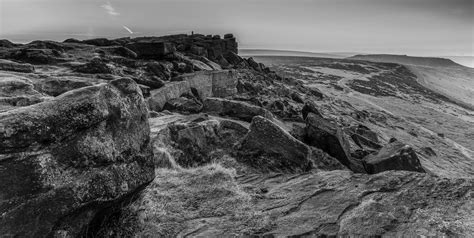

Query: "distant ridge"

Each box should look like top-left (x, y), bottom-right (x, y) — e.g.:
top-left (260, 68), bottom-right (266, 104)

top-left (347, 54), bottom-right (465, 68)
top-left (239, 49), bottom-right (352, 59)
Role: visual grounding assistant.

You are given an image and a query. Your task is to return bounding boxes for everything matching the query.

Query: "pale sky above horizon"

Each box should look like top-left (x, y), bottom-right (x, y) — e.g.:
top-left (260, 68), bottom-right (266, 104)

top-left (0, 0), bottom-right (472, 57)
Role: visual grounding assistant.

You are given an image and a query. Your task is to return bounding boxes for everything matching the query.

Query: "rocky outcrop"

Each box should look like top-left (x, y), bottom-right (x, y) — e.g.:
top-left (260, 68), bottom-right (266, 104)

top-left (237, 116), bottom-right (313, 172)
top-left (0, 78), bottom-right (154, 237)
top-left (363, 141), bottom-right (425, 174)
top-left (126, 41), bottom-right (176, 59)
top-left (304, 113), bottom-right (365, 172)
top-left (148, 70), bottom-right (238, 111)
top-left (0, 59), bottom-right (34, 73)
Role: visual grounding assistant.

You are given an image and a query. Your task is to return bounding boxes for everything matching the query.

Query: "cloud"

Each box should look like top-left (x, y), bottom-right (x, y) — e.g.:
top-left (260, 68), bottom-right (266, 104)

top-left (101, 1), bottom-right (120, 16)
top-left (122, 25), bottom-right (133, 34)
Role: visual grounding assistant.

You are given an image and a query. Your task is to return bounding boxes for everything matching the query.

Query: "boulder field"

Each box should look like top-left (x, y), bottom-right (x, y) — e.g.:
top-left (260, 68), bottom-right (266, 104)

top-left (0, 34), bottom-right (472, 237)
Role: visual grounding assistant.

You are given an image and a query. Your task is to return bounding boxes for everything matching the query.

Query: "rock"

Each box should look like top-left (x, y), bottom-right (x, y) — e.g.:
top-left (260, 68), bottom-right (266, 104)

top-left (148, 70), bottom-right (238, 111)
top-left (0, 78), bottom-right (154, 237)
top-left (421, 147), bottom-right (437, 157)
top-left (305, 113), bottom-right (366, 173)
top-left (0, 59), bottom-right (35, 73)
top-left (163, 95), bottom-right (203, 113)
top-left (149, 117), bottom-right (248, 168)
top-left (98, 46), bottom-right (137, 58)
top-left (224, 33), bottom-right (234, 39)
top-left (82, 38), bottom-right (118, 46)
top-left (237, 116), bottom-right (313, 172)
top-left (126, 41), bottom-right (176, 59)
top-left (224, 52), bottom-right (244, 65)
top-left (301, 101), bottom-right (323, 119)
top-left (0, 39), bottom-right (16, 48)
top-left (11, 48), bottom-right (61, 64)
top-left (190, 59), bottom-right (214, 71)
top-left (33, 77), bottom-right (98, 97)
top-left (146, 62), bottom-right (171, 80)
top-left (247, 57), bottom-right (261, 71)
top-left (363, 141), bottom-right (426, 174)
top-left (137, 84), bottom-right (150, 98)
top-left (348, 124), bottom-right (382, 150)
top-left (63, 38), bottom-right (82, 44)
top-left (204, 97), bottom-right (273, 122)
top-left (190, 45), bottom-right (207, 56)
top-left (290, 92), bottom-right (304, 103)
top-left (0, 75), bottom-right (48, 110)
top-left (132, 76), bottom-right (165, 89)
top-left (74, 57), bottom-right (113, 74)
top-left (98, 169), bottom-right (474, 237)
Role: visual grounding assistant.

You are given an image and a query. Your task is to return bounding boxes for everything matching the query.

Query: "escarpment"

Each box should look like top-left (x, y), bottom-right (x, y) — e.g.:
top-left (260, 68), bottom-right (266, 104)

top-left (1, 33), bottom-right (472, 237)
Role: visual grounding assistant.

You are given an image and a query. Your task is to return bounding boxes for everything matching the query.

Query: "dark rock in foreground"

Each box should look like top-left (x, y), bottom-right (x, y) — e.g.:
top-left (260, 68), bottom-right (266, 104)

top-left (0, 78), bottom-right (154, 237)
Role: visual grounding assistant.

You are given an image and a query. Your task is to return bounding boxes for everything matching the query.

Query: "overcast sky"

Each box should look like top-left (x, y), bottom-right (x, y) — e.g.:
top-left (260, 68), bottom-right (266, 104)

top-left (0, 0), bottom-right (472, 56)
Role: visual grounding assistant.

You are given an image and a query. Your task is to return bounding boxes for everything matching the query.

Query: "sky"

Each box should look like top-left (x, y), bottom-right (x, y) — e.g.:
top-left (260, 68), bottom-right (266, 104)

top-left (0, 0), bottom-right (473, 58)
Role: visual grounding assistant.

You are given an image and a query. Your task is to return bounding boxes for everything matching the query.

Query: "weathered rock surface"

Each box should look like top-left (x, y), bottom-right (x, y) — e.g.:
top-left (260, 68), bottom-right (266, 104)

top-left (305, 112), bottom-right (366, 172)
top-left (96, 167), bottom-right (474, 237)
top-left (148, 70), bottom-right (238, 111)
top-left (204, 97), bottom-right (273, 122)
top-left (33, 76), bottom-right (101, 97)
top-left (0, 74), bottom-right (49, 110)
top-left (237, 116), bottom-right (313, 172)
top-left (126, 41), bottom-right (176, 59)
top-left (0, 78), bottom-right (154, 237)
top-left (0, 59), bottom-right (35, 73)
top-left (364, 141), bottom-right (426, 174)
top-left (74, 57), bottom-right (113, 74)
top-left (163, 94), bottom-right (203, 113)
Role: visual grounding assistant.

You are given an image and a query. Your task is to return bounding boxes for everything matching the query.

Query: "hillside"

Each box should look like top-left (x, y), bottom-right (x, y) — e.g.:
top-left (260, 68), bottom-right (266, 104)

top-left (346, 54), bottom-right (474, 110)
top-left (239, 49), bottom-right (349, 58)
top-left (348, 54), bottom-right (465, 68)
top-left (1, 35), bottom-right (473, 237)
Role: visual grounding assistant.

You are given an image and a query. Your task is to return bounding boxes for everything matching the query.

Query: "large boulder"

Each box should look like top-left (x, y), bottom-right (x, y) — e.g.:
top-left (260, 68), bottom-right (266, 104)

top-left (0, 78), bottom-right (154, 237)
top-left (126, 41), bottom-right (176, 59)
top-left (304, 113), bottom-right (365, 173)
top-left (363, 141), bottom-right (425, 174)
top-left (0, 59), bottom-right (35, 73)
top-left (203, 97), bottom-right (273, 122)
top-left (237, 116), bottom-right (313, 172)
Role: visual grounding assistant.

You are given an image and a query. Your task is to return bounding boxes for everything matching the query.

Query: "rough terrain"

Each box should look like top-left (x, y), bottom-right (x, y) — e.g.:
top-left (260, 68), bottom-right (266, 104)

top-left (0, 34), bottom-right (472, 237)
